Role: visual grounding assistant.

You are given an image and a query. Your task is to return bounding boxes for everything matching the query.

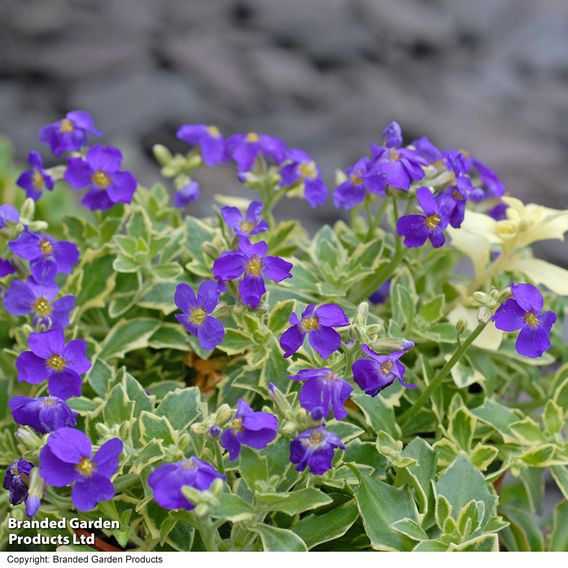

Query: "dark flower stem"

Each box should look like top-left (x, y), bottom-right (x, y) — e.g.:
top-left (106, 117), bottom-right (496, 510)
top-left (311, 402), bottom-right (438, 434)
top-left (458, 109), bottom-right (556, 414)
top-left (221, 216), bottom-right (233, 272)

top-left (399, 321), bottom-right (488, 428)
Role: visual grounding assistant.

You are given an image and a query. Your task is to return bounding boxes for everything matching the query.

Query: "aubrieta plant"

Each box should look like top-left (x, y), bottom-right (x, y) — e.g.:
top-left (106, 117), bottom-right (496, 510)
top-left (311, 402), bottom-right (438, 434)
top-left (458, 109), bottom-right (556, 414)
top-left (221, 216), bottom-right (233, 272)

top-left (0, 114), bottom-right (567, 552)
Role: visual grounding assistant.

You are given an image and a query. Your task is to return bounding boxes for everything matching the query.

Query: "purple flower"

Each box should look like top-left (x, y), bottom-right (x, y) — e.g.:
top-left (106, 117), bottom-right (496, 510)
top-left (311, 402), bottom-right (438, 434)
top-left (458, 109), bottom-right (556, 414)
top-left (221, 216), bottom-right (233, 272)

top-left (174, 181), bottom-right (200, 208)
top-left (64, 145), bottom-right (137, 211)
top-left (9, 230), bottom-right (80, 284)
top-left (0, 204), bottom-right (19, 229)
top-left (487, 202), bottom-right (508, 221)
top-left (396, 187), bottom-right (451, 248)
top-left (290, 369), bottom-right (353, 420)
top-left (226, 132), bottom-right (287, 172)
top-left (411, 136), bottom-right (444, 164)
top-left (16, 151), bottom-right (55, 201)
top-left (148, 457), bottom-right (224, 511)
top-left (472, 159), bottom-right (505, 200)
top-left (333, 157), bottom-right (372, 209)
top-left (39, 111), bottom-right (102, 156)
top-left (383, 121), bottom-right (403, 148)
top-left (3, 277), bottom-right (75, 329)
top-left (0, 258), bottom-right (16, 278)
top-left (177, 124), bottom-right (226, 167)
top-left (221, 399), bottom-right (278, 460)
top-left (16, 329), bottom-right (90, 400)
top-left (174, 281), bottom-right (225, 350)
top-left (493, 283), bottom-right (556, 358)
top-left (213, 238), bottom-right (292, 309)
top-left (369, 135), bottom-right (428, 193)
top-left (290, 427), bottom-right (345, 475)
top-left (9, 396), bottom-right (77, 434)
top-left (221, 201), bottom-right (269, 237)
top-left (3, 458), bottom-right (33, 506)
top-left (39, 428), bottom-right (122, 512)
top-left (280, 149), bottom-right (328, 208)
top-left (280, 304), bottom-right (349, 360)
top-left (369, 279), bottom-right (391, 305)
top-left (352, 343), bottom-right (416, 396)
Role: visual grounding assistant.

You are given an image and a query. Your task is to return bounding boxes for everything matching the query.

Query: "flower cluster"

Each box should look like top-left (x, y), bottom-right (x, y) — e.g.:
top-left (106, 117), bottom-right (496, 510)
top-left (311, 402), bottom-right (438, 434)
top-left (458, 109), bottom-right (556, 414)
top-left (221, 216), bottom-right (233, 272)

top-left (1, 197), bottom-right (122, 516)
top-left (15, 111), bottom-right (138, 211)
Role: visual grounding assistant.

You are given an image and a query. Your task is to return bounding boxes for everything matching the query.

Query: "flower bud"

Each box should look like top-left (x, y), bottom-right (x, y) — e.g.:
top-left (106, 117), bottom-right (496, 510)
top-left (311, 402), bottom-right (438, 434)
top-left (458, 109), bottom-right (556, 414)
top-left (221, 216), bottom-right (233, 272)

top-left (477, 306), bottom-right (492, 324)
top-left (215, 404), bottom-right (233, 426)
top-left (194, 503), bottom-right (209, 518)
top-left (473, 291), bottom-right (488, 305)
top-left (456, 319), bottom-right (468, 334)
top-left (153, 144), bottom-right (173, 166)
top-left (352, 302), bottom-right (369, 327)
top-left (15, 428), bottom-right (42, 451)
top-left (27, 221), bottom-right (49, 233)
top-left (20, 198), bottom-right (35, 222)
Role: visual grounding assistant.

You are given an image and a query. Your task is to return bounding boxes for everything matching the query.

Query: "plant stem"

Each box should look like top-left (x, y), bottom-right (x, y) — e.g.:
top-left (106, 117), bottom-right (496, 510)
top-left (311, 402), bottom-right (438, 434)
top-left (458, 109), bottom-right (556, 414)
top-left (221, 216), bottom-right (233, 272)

top-left (399, 322), bottom-right (488, 427)
top-left (365, 198), bottom-right (389, 241)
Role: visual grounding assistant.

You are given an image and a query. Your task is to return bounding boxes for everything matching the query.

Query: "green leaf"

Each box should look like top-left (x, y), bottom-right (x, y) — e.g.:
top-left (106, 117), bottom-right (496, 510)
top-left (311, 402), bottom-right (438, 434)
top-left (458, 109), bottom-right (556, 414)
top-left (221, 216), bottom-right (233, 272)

top-left (402, 437), bottom-right (436, 516)
top-left (470, 399), bottom-right (520, 440)
top-left (219, 329), bottom-right (251, 355)
top-left (99, 318), bottom-right (162, 359)
top-left (239, 446), bottom-right (269, 492)
top-left (390, 268), bottom-right (417, 330)
top-left (155, 387), bottom-right (201, 431)
top-left (76, 253), bottom-right (116, 311)
top-left (268, 300), bottom-right (295, 333)
top-left (138, 282), bottom-right (178, 314)
top-left (543, 400), bottom-right (563, 434)
top-left (391, 518), bottom-right (428, 542)
top-left (550, 500), bottom-right (568, 551)
top-left (139, 411), bottom-right (175, 445)
top-left (501, 506), bottom-right (543, 551)
top-left (253, 524), bottom-right (307, 552)
top-left (213, 493), bottom-right (254, 522)
top-left (355, 471), bottom-right (418, 551)
top-left (419, 294), bottom-right (445, 323)
top-left (292, 500), bottom-right (359, 550)
top-left (255, 489), bottom-right (332, 516)
top-left (103, 385), bottom-right (134, 427)
top-left (470, 445), bottom-right (499, 471)
top-left (148, 324), bottom-right (191, 351)
top-left (436, 454), bottom-right (496, 528)
top-left (450, 408), bottom-right (475, 451)
top-left (352, 392), bottom-right (397, 437)
top-left (550, 465), bottom-right (568, 500)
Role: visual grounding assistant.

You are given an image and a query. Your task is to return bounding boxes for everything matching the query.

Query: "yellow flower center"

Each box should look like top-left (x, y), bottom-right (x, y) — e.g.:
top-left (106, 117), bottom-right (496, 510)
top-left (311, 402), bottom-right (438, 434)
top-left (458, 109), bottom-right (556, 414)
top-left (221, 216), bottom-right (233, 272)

top-left (524, 311), bottom-right (540, 328)
top-left (240, 221), bottom-right (255, 234)
top-left (32, 296), bottom-right (52, 317)
top-left (425, 214), bottom-right (442, 230)
top-left (91, 171), bottom-right (111, 189)
top-left (43, 397), bottom-right (57, 407)
top-left (246, 256), bottom-right (263, 276)
top-left (324, 371), bottom-right (338, 382)
top-left (32, 170), bottom-right (44, 189)
top-left (76, 458), bottom-right (96, 478)
top-left (40, 239), bottom-right (54, 256)
top-left (47, 354), bottom-right (67, 372)
top-left (452, 188), bottom-right (464, 201)
top-left (380, 360), bottom-right (394, 376)
top-left (231, 418), bottom-right (243, 433)
top-left (190, 307), bottom-right (207, 325)
top-left (182, 458), bottom-right (197, 470)
top-left (389, 148), bottom-right (400, 161)
top-left (349, 171), bottom-right (364, 185)
top-left (207, 125), bottom-right (221, 137)
top-left (246, 132), bottom-right (260, 143)
top-left (301, 316), bottom-right (320, 332)
top-left (59, 119), bottom-right (74, 133)
top-left (298, 161), bottom-right (318, 180)
top-left (309, 430), bottom-right (325, 445)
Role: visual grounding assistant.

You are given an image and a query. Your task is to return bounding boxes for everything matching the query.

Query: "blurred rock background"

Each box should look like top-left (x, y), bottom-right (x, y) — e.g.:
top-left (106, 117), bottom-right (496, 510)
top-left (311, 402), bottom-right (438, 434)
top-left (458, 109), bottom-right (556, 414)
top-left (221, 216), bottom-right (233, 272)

top-left (0, 0), bottom-right (566, 264)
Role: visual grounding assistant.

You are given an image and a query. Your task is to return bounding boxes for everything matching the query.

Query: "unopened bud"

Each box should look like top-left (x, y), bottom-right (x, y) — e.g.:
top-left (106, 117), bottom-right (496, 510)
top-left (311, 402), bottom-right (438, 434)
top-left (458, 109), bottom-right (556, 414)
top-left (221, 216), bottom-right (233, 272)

top-left (477, 306), bottom-right (492, 324)
top-left (202, 242), bottom-right (220, 261)
top-left (27, 221), bottom-right (49, 232)
top-left (215, 404), bottom-right (233, 425)
top-left (352, 302), bottom-right (369, 327)
top-left (153, 144), bottom-right (173, 167)
top-left (456, 319), bottom-right (468, 334)
top-left (15, 428), bottom-right (42, 450)
top-left (473, 291), bottom-right (488, 305)
top-left (20, 198), bottom-right (35, 222)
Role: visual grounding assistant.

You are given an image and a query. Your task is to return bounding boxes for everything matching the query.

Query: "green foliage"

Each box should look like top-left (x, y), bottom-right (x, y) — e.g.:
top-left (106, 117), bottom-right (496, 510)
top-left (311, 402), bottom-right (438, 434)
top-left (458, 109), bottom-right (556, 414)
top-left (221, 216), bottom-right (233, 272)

top-left (1, 132), bottom-right (567, 553)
